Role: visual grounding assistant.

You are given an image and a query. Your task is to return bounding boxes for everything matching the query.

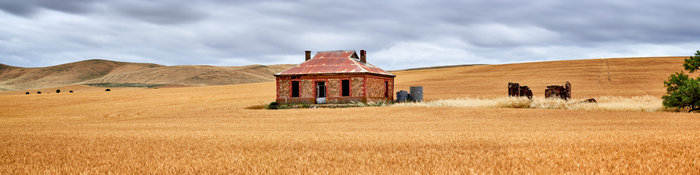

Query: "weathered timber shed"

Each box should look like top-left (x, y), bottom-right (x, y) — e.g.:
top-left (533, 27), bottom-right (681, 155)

top-left (274, 50), bottom-right (395, 104)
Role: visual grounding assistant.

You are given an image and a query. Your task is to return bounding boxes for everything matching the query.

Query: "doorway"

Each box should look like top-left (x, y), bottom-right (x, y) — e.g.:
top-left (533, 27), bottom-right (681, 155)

top-left (316, 81), bottom-right (326, 104)
top-left (384, 81), bottom-right (389, 98)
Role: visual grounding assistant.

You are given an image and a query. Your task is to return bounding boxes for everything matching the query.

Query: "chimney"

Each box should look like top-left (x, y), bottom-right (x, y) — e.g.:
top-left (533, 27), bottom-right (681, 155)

top-left (305, 50), bottom-right (311, 61)
top-left (360, 50), bottom-right (366, 63)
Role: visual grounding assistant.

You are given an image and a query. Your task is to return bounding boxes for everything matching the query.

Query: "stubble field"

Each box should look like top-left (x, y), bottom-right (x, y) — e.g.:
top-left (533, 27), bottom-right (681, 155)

top-left (2, 57), bottom-right (699, 174)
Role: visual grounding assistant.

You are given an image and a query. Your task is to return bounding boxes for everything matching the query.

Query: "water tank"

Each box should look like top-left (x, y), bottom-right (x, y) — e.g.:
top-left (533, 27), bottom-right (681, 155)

top-left (410, 86), bottom-right (423, 102)
top-left (396, 90), bottom-right (410, 102)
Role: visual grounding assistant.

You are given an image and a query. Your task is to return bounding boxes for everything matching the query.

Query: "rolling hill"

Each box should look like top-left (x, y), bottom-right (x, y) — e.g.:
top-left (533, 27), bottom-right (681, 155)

top-left (0, 59), bottom-right (294, 91)
top-left (0, 56), bottom-right (688, 98)
top-left (392, 56), bottom-right (687, 99)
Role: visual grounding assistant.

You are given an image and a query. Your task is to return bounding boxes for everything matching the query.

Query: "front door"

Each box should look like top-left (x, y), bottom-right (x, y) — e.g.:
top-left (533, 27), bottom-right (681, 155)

top-left (316, 81), bottom-right (326, 104)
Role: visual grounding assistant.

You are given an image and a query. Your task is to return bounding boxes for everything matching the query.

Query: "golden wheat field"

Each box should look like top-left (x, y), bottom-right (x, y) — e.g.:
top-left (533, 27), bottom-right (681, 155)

top-left (2, 57), bottom-right (700, 174)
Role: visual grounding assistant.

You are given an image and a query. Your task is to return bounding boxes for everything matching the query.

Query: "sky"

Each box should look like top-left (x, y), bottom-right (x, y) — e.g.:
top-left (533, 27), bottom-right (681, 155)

top-left (1, 0), bottom-right (699, 70)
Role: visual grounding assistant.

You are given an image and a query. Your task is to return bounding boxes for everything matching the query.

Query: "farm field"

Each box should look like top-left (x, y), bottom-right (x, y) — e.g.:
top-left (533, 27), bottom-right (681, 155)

top-left (2, 57), bottom-right (699, 174)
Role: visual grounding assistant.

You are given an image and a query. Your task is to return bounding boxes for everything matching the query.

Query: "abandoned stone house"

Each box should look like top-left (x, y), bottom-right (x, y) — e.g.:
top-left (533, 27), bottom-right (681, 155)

top-left (274, 50), bottom-right (395, 104)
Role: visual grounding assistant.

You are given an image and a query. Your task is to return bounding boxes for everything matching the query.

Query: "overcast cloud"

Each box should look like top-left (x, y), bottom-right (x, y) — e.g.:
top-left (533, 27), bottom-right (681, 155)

top-left (1, 0), bottom-right (699, 70)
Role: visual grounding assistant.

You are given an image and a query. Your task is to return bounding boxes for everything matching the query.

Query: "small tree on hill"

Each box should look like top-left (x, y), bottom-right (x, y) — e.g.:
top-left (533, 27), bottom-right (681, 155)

top-left (683, 50), bottom-right (700, 73)
top-left (664, 50), bottom-right (700, 112)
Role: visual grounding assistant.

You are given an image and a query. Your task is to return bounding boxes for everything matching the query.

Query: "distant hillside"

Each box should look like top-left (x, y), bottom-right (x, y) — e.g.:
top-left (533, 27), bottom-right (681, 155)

top-left (0, 59), bottom-right (294, 91)
top-left (392, 64), bottom-right (487, 71)
top-left (392, 56), bottom-right (686, 99)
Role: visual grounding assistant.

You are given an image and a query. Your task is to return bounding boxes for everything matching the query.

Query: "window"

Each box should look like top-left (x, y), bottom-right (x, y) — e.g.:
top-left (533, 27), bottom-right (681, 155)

top-left (291, 81), bottom-right (300, 98)
top-left (341, 80), bottom-right (350, 97)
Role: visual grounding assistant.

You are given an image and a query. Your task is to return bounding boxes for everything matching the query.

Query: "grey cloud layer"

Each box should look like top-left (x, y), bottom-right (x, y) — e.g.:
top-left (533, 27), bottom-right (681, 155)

top-left (1, 0), bottom-right (699, 69)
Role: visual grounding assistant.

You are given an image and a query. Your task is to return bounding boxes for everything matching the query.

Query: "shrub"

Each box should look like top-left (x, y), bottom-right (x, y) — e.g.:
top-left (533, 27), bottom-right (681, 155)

top-left (663, 50), bottom-right (700, 112)
top-left (267, 102), bottom-right (280, 109)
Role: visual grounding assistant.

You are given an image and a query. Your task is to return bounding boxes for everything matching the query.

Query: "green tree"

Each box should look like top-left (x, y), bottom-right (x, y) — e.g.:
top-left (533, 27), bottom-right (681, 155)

top-left (683, 50), bottom-right (700, 73)
top-left (664, 50), bottom-right (700, 112)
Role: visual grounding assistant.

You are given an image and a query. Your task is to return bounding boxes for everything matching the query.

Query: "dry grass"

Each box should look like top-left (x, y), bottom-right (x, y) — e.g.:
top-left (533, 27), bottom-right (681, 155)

top-left (395, 96), bottom-right (664, 112)
top-left (2, 57), bottom-right (699, 174)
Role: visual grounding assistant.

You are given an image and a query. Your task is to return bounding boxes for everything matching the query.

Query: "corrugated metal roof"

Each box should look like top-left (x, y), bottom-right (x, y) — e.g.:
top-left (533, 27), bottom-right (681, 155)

top-left (275, 50), bottom-right (395, 77)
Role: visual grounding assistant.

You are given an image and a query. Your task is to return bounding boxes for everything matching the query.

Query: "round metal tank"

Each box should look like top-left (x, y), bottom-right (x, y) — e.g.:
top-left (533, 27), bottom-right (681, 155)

top-left (396, 90), bottom-right (409, 102)
top-left (410, 86), bottom-right (423, 102)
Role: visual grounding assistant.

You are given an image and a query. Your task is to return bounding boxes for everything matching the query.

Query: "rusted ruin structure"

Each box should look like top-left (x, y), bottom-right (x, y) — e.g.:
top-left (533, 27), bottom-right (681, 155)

top-left (508, 82), bottom-right (533, 99)
top-left (545, 81), bottom-right (571, 100)
top-left (274, 50), bottom-right (395, 104)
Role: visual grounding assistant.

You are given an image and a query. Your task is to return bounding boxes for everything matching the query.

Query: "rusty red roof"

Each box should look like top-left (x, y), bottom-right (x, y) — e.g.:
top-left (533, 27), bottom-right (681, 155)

top-left (275, 50), bottom-right (395, 77)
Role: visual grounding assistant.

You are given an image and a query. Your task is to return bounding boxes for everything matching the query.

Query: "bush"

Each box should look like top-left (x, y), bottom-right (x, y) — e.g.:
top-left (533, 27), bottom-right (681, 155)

top-left (267, 102), bottom-right (280, 110)
top-left (663, 50), bottom-right (700, 112)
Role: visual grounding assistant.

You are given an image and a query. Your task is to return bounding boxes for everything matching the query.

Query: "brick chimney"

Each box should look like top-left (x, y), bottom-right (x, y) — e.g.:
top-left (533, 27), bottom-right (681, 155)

top-left (305, 50), bottom-right (311, 61)
top-left (360, 50), bottom-right (366, 63)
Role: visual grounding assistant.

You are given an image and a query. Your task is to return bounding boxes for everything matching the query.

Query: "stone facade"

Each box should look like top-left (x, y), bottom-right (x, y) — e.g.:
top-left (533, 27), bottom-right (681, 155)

top-left (276, 79), bottom-right (290, 99)
top-left (365, 77), bottom-right (393, 98)
top-left (327, 79), bottom-right (339, 98)
top-left (351, 77), bottom-right (364, 97)
top-left (300, 79), bottom-right (313, 98)
top-left (275, 74), bottom-right (394, 104)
